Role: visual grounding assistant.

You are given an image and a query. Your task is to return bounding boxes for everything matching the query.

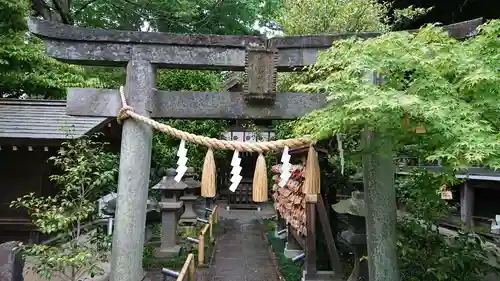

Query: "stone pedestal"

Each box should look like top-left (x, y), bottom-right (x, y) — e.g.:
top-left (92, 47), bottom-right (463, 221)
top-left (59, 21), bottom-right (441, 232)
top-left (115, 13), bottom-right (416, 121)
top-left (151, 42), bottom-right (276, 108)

top-left (154, 201), bottom-right (183, 258)
top-left (179, 195), bottom-right (198, 225)
top-left (284, 229), bottom-right (303, 259)
top-left (341, 230), bottom-right (368, 281)
top-left (302, 270), bottom-right (339, 281)
top-left (333, 192), bottom-right (369, 281)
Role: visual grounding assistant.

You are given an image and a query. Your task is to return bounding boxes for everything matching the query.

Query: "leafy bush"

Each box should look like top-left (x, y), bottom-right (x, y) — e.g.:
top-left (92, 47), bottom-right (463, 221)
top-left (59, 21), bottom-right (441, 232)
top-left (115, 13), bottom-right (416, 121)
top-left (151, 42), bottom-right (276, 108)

top-left (10, 132), bottom-right (118, 281)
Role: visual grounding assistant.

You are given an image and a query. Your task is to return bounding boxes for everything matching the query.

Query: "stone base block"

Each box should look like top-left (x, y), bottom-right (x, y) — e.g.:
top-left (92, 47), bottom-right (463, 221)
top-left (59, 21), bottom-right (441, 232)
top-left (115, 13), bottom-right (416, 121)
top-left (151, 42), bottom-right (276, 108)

top-left (178, 218), bottom-right (197, 226)
top-left (154, 245), bottom-right (181, 258)
top-left (178, 225), bottom-right (196, 233)
top-left (302, 270), bottom-right (340, 281)
top-left (283, 242), bottom-right (303, 259)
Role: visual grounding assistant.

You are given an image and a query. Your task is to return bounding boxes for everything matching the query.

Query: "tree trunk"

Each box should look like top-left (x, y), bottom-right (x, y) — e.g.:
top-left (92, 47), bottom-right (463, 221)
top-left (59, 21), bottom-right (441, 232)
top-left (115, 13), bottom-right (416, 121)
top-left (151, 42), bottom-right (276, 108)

top-left (32, 0), bottom-right (74, 24)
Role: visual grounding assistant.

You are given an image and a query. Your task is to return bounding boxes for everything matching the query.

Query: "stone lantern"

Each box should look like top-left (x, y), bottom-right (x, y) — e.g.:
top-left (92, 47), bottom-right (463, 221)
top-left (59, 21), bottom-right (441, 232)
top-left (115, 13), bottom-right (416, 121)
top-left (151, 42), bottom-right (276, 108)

top-left (151, 168), bottom-right (186, 258)
top-left (179, 167), bottom-right (200, 225)
top-left (332, 191), bottom-right (368, 281)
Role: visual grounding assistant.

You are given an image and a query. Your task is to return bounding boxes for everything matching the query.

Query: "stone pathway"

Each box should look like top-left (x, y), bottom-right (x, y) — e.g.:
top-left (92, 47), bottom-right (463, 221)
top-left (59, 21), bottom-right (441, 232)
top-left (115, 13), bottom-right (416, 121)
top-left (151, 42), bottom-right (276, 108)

top-left (206, 203), bottom-right (279, 281)
top-left (147, 203), bottom-right (279, 281)
top-left (208, 218), bottom-right (279, 281)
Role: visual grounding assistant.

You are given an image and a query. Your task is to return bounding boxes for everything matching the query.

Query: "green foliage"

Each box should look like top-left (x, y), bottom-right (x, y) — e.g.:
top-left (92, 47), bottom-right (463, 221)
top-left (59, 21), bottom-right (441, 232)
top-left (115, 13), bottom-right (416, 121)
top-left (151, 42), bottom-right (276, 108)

top-left (16, 233), bottom-right (112, 281)
top-left (144, 220), bottom-right (220, 269)
top-left (395, 171), bottom-right (500, 281)
top-left (263, 219), bottom-right (303, 281)
top-left (395, 169), bottom-right (459, 222)
top-left (157, 70), bottom-right (222, 91)
top-left (10, 132), bottom-right (118, 281)
top-left (293, 20), bottom-right (500, 169)
top-left (72, 0), bottom-right (279, 34)
top-left (278, 0), bottom-right (389, 35)
top-left (0, 0), bottom-right (28, 32)
top-left (273, 0), bottom-right (429, 180)
top-left (0, 0), bottom-right (105, 99)
top-left (398, 216), bottom-right (500, 281)
top-left (277, 0), bottom-right (430, 35)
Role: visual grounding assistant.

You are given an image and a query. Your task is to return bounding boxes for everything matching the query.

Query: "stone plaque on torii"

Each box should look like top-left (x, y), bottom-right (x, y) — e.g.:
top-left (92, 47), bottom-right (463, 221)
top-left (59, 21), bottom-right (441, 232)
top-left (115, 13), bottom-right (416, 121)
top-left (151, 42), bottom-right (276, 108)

top-left (28, 17), bottom-right (482, 281)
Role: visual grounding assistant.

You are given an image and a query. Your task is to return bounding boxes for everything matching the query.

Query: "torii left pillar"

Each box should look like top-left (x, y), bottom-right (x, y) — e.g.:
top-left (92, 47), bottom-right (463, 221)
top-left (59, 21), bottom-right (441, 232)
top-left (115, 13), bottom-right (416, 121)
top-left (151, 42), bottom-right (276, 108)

top-left (111, 60), bottom-right (155, 281)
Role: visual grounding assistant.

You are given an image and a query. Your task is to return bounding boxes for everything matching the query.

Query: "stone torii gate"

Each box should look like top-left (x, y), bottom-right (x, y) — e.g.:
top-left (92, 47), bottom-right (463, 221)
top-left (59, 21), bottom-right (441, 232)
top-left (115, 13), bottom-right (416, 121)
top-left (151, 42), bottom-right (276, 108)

top-left (28, 17), bottom-right (481, 281)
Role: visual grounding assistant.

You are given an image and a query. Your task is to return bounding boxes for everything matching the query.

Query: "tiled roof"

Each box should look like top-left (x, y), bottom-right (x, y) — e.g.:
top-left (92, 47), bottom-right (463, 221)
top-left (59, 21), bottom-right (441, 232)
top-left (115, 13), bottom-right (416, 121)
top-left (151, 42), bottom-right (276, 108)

top-left (0, 99), bottom-right (109, 139)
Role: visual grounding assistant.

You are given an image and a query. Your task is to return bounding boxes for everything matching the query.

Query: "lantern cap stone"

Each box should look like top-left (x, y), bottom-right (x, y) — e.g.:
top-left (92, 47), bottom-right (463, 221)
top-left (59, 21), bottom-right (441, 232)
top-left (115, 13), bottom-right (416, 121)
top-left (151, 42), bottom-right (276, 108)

top-left (332, 191), bottom-right (366, 217)
top-left (151, 173), bottom-right (188, 190)
top-left (165, 168), bottom-right (177, 177)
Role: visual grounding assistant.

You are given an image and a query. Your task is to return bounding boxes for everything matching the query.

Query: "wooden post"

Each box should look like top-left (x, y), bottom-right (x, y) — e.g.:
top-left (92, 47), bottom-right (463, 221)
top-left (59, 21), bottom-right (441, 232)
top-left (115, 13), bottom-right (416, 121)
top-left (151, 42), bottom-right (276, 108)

top-left (198, 234), bottom-right (205, 265)
top-left (177, 253), bottom-right (194, 281)
top-left (460, 180), bottom-right (475, 229)
top-left (188, 257), bottom-right (195, 281)
top-left (304, 195), bottom-right (317, 279)
top-left (110, 60), bottom-right (155, 281)
top-left (209, 213), bottom-right (213, 240)
top-left (316, 196), bottom-right (342, 274)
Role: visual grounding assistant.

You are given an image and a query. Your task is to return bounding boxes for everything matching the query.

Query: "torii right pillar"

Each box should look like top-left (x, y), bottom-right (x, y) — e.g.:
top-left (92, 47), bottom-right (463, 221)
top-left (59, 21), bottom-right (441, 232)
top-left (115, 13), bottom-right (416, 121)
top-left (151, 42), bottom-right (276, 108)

top-left (362, 128), bottom-right (399, 281)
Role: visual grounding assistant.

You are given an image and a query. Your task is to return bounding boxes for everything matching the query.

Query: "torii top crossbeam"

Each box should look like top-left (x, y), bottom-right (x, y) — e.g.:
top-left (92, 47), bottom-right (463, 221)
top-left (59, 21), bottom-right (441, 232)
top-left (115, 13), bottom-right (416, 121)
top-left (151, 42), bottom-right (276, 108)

top-left (29, 17), bottom-right (481, 70)
top-left (28, 17), bottom-right (482, 121)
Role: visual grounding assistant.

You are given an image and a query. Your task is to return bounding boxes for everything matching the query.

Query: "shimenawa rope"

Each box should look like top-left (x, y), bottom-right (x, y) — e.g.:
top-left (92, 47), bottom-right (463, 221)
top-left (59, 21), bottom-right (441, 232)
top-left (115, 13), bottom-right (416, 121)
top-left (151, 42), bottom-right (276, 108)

top-left (117, 86), bottom-right (312, 153)
top-left (117, 86), bottom-right (321, 200)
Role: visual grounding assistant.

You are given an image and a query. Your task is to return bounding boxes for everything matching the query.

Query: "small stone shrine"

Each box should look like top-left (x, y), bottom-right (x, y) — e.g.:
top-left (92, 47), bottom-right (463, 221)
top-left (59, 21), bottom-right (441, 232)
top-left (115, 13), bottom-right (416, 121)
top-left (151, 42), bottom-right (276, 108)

top-left (151, 168), bottom-right (186, 258)
top-left (179, 167), bottom-right (200, 226)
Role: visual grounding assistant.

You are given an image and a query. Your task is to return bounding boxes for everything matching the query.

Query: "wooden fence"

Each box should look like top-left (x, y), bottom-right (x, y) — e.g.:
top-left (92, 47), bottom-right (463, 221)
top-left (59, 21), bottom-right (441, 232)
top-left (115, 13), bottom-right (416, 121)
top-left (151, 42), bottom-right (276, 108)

top-left (174, 205), bottom-right (220, 281)
top-left (198, 205), bottom-right (219, 265)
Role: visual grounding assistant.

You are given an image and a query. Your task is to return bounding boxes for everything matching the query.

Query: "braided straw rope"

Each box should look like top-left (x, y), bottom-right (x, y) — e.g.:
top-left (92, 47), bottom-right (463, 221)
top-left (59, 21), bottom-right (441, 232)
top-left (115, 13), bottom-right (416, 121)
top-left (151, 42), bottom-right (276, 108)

top-left (117, 86), bottom-right (312, 153)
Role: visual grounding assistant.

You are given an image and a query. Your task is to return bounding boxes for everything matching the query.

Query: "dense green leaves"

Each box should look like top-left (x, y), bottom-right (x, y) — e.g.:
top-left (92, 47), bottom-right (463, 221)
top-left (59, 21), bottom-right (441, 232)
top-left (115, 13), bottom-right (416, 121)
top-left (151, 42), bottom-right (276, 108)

top-left (293, 20), bottom-right (500, 169)
top-left (0, 0), bottom-right (105, 99)
top-left (277, 0), bottom-right (389, 35)
top-left (70, 0), bottom-right (279, 34)
top-left (277, 0), bottom-right (430, 35)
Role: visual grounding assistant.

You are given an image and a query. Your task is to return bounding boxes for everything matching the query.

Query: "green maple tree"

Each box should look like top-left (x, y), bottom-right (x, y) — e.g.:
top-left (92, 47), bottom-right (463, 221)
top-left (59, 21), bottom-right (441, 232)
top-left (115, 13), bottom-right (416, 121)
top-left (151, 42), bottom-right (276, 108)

top-left (293, 20), bottom-right (500, 169)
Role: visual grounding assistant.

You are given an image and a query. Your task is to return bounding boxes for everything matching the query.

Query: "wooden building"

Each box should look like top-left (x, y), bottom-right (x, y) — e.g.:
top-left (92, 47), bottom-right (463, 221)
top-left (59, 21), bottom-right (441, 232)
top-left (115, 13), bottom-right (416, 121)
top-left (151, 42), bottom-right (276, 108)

top-left (0, 99), bottom-right (117, 244)
top-left (397, 163), bottom-right (500, 233)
